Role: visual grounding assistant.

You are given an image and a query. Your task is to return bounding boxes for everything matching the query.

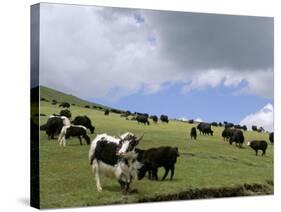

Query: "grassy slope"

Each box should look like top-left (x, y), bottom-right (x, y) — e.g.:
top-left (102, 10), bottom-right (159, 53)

top-left (40, 86), bottom-right (109, 109)
top-left (39, 99), bottom-right (273, 208)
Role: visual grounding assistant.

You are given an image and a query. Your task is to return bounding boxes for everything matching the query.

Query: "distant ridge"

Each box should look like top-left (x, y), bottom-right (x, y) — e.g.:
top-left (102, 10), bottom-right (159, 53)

top-left (39, 85), bottom-right (110, 109)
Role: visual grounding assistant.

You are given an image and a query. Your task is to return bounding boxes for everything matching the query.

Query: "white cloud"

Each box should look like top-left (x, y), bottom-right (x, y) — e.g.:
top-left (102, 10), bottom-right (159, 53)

top-left (39, 4), bottom-right (273, 101)
top-left (239, 103), bottom-right (274, 132)
top-left (181, 69), bottom-right (273, 99)
top-left (195, 118), bottom-right (203, 122)
top-left (178, 117), bottom-right (188, 122)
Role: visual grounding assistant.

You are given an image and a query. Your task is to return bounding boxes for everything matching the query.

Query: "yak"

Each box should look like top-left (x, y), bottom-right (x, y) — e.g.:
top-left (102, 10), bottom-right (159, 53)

top-left (136, 115), bottom-right (150, 125)
top-left (72, 115), bottom-right (95, 134)
top-left (247, 140), bottom-right (268, 156)
top-left (135, 146), bottom-right (179, 181)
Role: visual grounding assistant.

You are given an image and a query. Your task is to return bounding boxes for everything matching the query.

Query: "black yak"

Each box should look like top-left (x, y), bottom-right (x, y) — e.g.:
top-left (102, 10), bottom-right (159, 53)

top-left (72, 115), bottom-right (95, 134)
top-left (136, 115), bottom-right (150, 125)
top-left (59, 109), bottom-right (72, 118)
top-left (150, 115), bottom-right (158, 123)
top-left (269, 132), bottom-right (274, 144)
top-left (136, 146), bottom-right (179, 181)
top-left (247, 140), bottom-right (268, 156)
top-left (229, 129), bottom-right (244, 148)
top-left (45, 116), bottom-right (71, 139)
top-left (58, 125), bottom-right (91, 146)
top-left (104, 109), bottom-right (109, 115)
top-left (197, 123), bottom-right (213, 136)
top-left (190, 127), bottom-right (197, 140)
top-left (160, 115), bottom-right (169, 123)
top-left (59, 102), bottom-right (70, 108)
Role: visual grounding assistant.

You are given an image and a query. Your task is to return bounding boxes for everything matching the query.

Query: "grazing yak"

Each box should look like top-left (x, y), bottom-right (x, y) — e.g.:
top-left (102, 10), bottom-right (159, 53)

top-left (44, 115), bottom-right (71, 139)
top-left (51, 101), bottom-right (57, 105)
top-left (72, 115), bottom-right (95, 134)
top-left (211, 122), bottom-right (218, 127)
top-left (59, 109), bottom-right (72, 118)
top-left (252, 125), bottom-right (258, 131)
top-left (269, 132), bottom-right (274, 144)
top-left (223, 122), bottom-right (234, 129)
top-left (135, 146), bottom-right (180, 181)
top-left (221, 128), bottom-right (235, 141)
top-left (247, 140), bottom-right (268, 156)
top-left (136, 115), bottom-right (150, 125)
top-left (88, 132), bottom-right (143, 194)
top-left (229, 129), bottom-right (244, 148)
top-left (58, 125), bottom-right (90, 146)
top-left (160, 115), bottom-right (169, 123)
top-left (197, 123), bottom-right (213, 136)
top-left (150, 115), bottom-right (158, 123)
top-left (190, 127), bottom-right (197, 140)
top-left (104, 109), bottom-right (109, 115)
top-left (59, 102), bottom-right (70, 108)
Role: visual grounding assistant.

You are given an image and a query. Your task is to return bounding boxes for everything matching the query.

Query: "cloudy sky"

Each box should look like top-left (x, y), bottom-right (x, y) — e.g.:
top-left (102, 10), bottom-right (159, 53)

top-left (39, 3), bottom-right (274, 131)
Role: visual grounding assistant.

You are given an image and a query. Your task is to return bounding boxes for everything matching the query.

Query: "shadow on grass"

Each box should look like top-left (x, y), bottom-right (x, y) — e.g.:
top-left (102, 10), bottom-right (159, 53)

top-left (137, 183), bottom-right (273, 203)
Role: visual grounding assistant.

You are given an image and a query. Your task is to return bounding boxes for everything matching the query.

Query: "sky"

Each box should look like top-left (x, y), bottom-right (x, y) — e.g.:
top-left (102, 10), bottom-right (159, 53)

top-left (39, 3), bottom-right (274, 131)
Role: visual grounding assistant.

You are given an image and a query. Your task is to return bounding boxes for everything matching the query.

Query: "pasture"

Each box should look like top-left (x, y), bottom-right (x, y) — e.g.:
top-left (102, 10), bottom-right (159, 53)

top-left (38, 100), bottom-right (273, 208)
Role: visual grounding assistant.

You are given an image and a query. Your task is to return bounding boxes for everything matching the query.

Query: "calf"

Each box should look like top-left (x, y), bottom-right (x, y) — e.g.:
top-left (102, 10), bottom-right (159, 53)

top-left (247, 140), bottom-right (268, 156)
top-left (88, 132), bottom-right (143, 194)
top-left (190, 127), bottom-right (197, 140)
top-left (135, 146), bottom-right (180, 181)
top-left (58, 125), bottom-right (90, 146)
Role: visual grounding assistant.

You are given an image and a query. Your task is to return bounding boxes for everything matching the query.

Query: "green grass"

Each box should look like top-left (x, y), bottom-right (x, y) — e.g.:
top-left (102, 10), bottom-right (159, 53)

top-left (38, 94), bottom-right (274, 208)
top-left (40, 85), bottom-right (109, 109)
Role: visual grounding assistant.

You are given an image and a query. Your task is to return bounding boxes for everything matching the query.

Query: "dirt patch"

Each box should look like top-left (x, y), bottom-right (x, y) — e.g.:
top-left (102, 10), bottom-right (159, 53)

top-left (137, 183), bottom-right (273, 203)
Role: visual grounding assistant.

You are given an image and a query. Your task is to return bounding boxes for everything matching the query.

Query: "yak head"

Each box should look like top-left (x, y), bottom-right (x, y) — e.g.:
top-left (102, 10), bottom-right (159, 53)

top-left (116, 133), bottom-right (143, 158)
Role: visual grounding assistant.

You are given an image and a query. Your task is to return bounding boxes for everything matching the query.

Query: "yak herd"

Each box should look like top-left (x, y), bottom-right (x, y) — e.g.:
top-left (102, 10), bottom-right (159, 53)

top-left (191, 122), bottom-right (273, 156)
top-left (38, 100), bottom-right (273, 194)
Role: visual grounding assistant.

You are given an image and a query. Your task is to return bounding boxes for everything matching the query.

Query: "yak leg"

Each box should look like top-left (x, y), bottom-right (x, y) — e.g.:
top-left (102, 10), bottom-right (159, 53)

top-left (78, 136), bottom-right (82, 145)
top-left (161, 167), bottom-right (169, 181)
top-left (262, 149), bottom-right (266, 156)
top-left (151, 166), bottom-right (158, 180)
top-left (119, 181), bottom-right (130, 195)
top-left (92, 160), bottom-right (102, 191)
top-left (147, 169), bottom-right (152, 180)
top-left (170, 165), bottom-right (175, 180)
top-left (59, 136), bottom-right (66, 147)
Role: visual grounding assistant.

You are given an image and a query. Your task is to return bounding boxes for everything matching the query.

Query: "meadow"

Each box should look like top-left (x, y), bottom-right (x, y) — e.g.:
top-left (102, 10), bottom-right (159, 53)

top-left (37, 90), bottom-right (273, 208)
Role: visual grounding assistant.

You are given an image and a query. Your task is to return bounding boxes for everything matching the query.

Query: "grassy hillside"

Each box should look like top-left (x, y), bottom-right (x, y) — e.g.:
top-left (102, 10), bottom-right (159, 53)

top-left (37, 88), bottom-right (274, 209)
top-left (40, 86), bottom-right (109, 109)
